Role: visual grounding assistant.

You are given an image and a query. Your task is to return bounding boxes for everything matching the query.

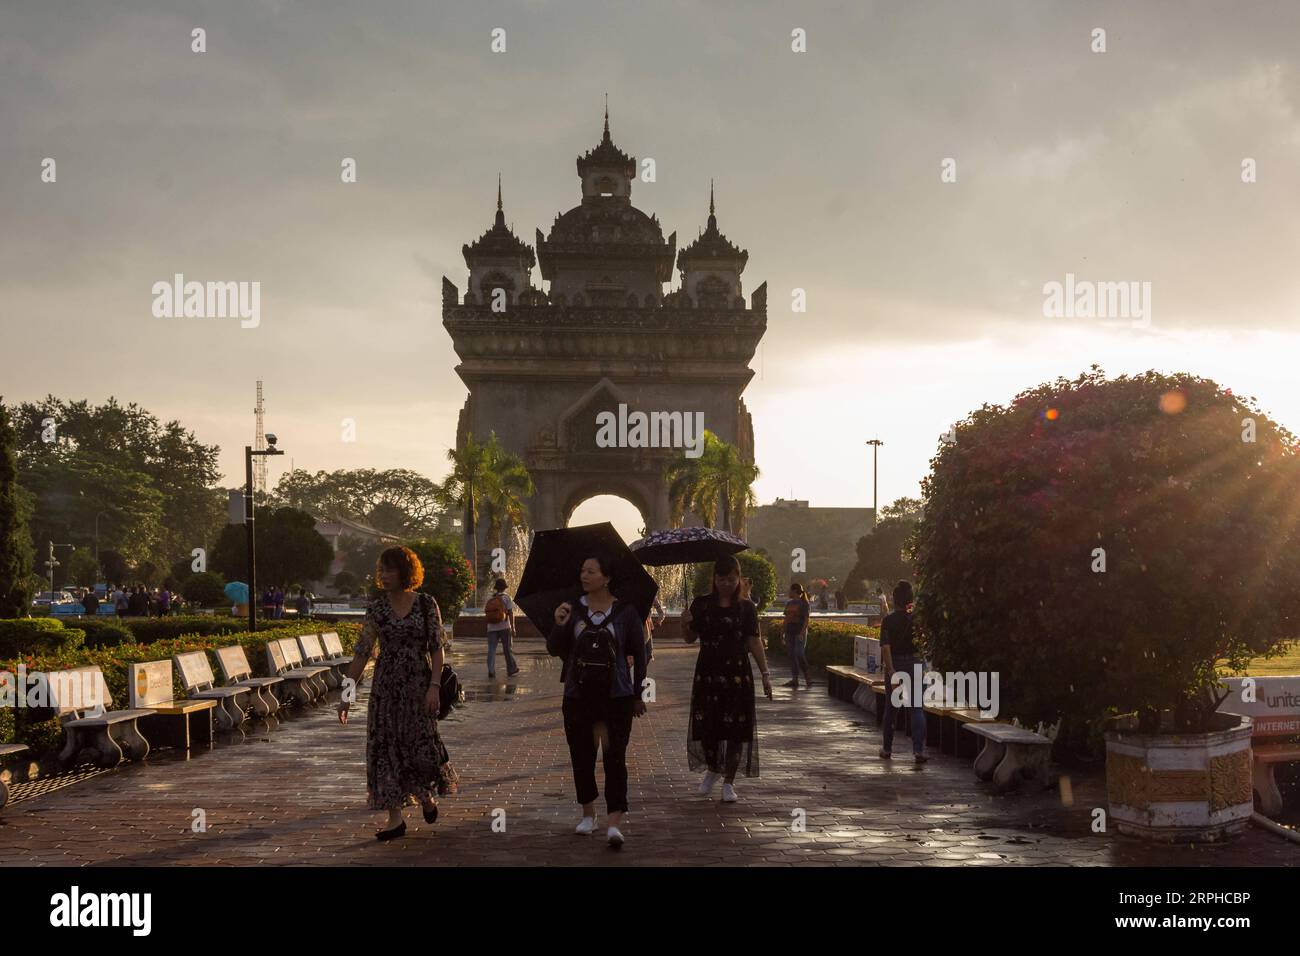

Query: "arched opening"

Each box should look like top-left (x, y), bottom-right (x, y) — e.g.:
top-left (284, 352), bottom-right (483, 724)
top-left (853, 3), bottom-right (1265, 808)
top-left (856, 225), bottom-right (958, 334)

top-left (566, 494), bottom-right (646, 544)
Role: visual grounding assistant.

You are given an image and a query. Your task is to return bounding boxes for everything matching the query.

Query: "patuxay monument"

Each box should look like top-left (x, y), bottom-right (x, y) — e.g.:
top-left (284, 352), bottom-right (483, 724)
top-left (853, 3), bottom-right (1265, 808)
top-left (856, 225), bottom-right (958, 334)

top-left (442, 109), bottom-right (767, 541)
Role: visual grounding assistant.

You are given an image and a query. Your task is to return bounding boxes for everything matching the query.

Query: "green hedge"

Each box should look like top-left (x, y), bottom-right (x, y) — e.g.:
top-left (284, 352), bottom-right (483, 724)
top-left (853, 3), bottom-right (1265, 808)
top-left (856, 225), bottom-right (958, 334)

top-left (0, 620), bottom-right (360, 756)
top-left (122, 616), bottom-right (248, 645)
top-left (0, 618), bottom-right (84, 659)
top-left (763, 619), bottom-right (876, 669)
top-left (60, 618), bottom-right (135, 649)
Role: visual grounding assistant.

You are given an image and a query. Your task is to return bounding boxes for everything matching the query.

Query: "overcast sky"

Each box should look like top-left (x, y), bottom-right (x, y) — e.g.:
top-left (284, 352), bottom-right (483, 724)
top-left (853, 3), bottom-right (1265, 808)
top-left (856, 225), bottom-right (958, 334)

top-left (3, 0), bottom-right (1298, 540)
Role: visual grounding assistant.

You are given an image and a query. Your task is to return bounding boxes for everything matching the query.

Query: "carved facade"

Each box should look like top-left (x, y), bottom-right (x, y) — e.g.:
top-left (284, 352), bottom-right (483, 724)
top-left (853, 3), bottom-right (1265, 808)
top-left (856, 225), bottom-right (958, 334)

top-left (443, 110), bottom-right (766, 538)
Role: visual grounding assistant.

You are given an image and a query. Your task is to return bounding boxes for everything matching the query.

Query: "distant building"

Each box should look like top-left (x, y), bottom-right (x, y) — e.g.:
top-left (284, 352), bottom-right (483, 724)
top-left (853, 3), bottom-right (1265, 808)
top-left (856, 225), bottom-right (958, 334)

top-left (313, 516), bottom-right (398, 580)
top-left (745, 498), bottom-right (874, 597)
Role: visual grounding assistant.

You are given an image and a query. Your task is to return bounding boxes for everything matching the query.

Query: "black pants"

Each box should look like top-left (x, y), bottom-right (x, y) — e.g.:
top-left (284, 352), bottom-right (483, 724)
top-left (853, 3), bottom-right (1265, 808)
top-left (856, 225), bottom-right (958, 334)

top-left (562, 694), bottom-right (635, 814)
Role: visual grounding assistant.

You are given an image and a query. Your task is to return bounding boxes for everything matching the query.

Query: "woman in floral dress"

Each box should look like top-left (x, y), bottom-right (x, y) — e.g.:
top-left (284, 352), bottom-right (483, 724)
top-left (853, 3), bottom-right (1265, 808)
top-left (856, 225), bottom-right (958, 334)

top-left (338, 546), bottom-right (457, 840)
top-left (680, 554), bottom-right (773, 803)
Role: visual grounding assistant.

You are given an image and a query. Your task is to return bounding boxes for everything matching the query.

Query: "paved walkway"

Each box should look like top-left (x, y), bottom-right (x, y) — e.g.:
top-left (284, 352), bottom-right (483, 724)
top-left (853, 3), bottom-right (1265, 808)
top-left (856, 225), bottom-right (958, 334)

top-left (2, 641), bottom-right (1295, 866)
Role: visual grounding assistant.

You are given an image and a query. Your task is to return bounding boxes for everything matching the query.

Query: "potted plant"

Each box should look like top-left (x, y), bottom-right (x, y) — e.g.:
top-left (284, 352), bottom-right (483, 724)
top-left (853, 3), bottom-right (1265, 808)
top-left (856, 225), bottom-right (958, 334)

top-left (912, 368), bottom-right (1300, 842)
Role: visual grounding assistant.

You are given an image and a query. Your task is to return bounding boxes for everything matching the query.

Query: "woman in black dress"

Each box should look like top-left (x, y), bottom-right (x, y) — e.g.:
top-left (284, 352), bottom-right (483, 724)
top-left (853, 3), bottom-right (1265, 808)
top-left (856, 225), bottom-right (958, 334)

top-left (680, 555), bottom-right (773, 803)
top-left (338, 546), bottom-right (457, 840)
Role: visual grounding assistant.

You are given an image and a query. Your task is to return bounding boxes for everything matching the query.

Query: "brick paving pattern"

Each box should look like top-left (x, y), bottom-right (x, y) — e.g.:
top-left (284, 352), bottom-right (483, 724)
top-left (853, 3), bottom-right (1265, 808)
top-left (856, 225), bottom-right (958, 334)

top-left (1, 640), bottom-right (1295, 866)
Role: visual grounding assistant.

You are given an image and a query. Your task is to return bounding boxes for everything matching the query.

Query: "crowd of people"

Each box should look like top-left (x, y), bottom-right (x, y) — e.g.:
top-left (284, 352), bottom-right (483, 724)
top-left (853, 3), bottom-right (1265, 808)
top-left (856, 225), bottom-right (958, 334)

top-left (335, 544), bottom-right (919, 849)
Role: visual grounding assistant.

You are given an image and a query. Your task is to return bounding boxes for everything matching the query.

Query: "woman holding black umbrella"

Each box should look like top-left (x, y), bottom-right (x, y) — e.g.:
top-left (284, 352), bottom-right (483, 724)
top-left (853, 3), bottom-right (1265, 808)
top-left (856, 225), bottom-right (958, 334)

top-left (547, 553), bottom-right (648, 849)
top-left (680, 554), bottom-right (773, 802)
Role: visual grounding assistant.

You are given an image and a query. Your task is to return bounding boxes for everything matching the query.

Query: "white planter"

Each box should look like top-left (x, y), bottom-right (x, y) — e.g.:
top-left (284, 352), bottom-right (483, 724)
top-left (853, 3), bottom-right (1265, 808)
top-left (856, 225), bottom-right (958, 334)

top-left (1104, 715), bottom-right (1254, 843)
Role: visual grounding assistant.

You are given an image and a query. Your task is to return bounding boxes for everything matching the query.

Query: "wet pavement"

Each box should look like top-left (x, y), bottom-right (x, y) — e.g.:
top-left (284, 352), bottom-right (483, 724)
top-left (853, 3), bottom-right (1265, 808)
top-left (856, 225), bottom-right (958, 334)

top-left (0, 641), bottom-right (1296, 866)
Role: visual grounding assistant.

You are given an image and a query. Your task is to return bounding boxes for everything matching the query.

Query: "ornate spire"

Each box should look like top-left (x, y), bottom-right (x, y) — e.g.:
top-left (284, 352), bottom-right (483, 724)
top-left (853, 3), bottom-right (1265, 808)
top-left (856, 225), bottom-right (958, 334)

top-left (678, 181), bottom-right (748, 268)
top-left (577, 97), bottom-right (635, 180)
top-left (464, 176), bottom-right (535, 267)
top-left (604, 93), bottom-right (609, 137)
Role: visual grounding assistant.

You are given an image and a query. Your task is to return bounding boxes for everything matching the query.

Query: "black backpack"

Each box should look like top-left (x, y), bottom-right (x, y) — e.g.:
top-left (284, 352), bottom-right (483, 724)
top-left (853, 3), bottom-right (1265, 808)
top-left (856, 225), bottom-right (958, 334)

top-left (571, 602), bottom-right (620, 700)
top-left (420, 593), bottom-right (462, 719)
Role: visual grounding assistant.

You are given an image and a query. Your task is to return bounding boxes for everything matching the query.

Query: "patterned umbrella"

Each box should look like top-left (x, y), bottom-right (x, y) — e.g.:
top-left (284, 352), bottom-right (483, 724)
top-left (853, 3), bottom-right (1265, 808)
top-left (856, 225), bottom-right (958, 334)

top-left (629, 526), bottom-right (749, 567)
top-left (223, 581), bottom-right (249, 605)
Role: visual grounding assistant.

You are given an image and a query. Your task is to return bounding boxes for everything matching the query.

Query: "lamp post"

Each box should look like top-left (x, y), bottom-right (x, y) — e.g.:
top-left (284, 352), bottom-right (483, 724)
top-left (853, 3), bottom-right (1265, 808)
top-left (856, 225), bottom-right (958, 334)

top-left (865, 439), bottom-right (883, 527)
top-left (245, 434), bottom-right (285, 632)
top-left (46, 542), bottom-right (74, 598)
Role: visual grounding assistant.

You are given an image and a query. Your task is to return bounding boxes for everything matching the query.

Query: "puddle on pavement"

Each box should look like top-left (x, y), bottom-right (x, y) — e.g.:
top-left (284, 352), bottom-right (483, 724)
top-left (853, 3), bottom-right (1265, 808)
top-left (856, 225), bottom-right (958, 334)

top-left (457, 682), bottom-right (537, 703)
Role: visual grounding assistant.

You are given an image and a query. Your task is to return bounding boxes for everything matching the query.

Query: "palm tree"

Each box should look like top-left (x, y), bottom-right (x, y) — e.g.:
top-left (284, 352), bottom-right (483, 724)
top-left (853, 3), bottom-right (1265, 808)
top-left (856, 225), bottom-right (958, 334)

top-left (438, 432), bottom-right (534, 601)
top-left (663, 430), bottom-right (759, 535)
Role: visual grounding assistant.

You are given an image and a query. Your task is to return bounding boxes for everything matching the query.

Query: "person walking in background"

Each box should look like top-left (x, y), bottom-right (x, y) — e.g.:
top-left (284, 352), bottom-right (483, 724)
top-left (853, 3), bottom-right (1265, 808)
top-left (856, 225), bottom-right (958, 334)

top-left (781, 583), bottom-right (812, 689)
top-left (261, 587), bottom-right (275, 621)
top-left (158, 585), bottom-right (172, 618)
top-left (546, 554), bottom-right (648, 849)
top-left (338, 546), bottom-right (457, 841)
top-left (81, 588), bottom-right (99, 617)
top-left (484, 577), bottom-right (519, 679)
top-left (680, 555), bottom-right (773, 803)
top-left (879, 580), bottom-right (928, 763)
top-left (295, 587), bottom-right (312, 620)
top-left (112, 585), bottom-right (127, 618)
top-left (272, 584), bottom-right (285, 620)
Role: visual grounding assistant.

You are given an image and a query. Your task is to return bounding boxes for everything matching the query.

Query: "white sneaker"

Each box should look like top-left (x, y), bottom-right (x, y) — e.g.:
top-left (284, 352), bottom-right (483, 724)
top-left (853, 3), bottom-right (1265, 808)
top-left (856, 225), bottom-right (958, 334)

top-left (574, 816), bottom-right (595, 835)
top-left (607, 825), bottom-right (625, 849)
top-left (721, 783), bottom-right (739, 803)
top-left (697, 770), bottom-right (720, 795)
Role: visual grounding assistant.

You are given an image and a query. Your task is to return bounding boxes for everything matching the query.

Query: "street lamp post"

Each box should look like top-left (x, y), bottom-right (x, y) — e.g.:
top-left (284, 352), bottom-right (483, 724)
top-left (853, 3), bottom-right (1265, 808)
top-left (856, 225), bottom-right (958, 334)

top-left (245, 434), bottom-right (285, 633)
top-left (865, 439), bottom-right (884, 527)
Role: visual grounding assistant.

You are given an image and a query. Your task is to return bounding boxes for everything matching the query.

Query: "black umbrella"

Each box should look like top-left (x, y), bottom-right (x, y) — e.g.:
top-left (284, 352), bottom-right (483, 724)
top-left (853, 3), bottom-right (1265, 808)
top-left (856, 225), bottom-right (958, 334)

top-left (515, 522), bottom-right (660, 635)
top-left (629, 526), bottom-right (749, 567)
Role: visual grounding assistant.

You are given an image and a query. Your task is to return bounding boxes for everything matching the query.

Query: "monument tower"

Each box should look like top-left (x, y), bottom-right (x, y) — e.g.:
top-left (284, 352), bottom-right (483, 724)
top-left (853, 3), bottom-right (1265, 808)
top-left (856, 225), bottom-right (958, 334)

top-left (443, 109), bottom-right (766, 544)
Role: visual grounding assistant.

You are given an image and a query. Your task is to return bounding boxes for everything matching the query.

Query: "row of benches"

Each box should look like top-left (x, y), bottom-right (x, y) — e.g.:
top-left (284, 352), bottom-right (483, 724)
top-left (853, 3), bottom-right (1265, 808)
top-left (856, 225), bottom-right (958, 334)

top-left (0, 632), bottom-right (355, 809)
top-left (829, 639), bottom-right (1300, 814)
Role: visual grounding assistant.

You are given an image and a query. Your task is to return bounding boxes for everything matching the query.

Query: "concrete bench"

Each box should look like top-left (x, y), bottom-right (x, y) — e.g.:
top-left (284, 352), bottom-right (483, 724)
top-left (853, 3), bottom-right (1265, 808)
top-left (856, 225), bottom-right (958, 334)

top-left (297, 633), bottom-right (347, 689)
top-left (1219, 675), bottom-right (1300, 816)
top-left (173, 651), bottom-right (252, 731)
top-left (127, 660), bottom-right (218, 752)
top-left (266, 638), bottom-right (329, 706)
top-left (0, 743), bottom-right (31, 809)
top-left (49, 666), bottom-right (155, 768)
top-left (277, 638), bottom-right (331, 698)
top-left (963, 721), bottom-right (1055, 792)
top-left (213, 644), bottom-right (284, 717)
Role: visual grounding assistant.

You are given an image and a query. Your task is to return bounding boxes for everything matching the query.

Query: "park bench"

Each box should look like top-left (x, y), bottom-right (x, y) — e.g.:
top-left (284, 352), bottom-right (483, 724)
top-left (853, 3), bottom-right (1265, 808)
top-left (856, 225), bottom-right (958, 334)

top-left (266, 638), bottom-right (329, 706)
top-left (0, 743), bottom-right (31, 810)
top-left (1218, 675), bottom-right (1300, 816)
top-left (172, 651), bottom-right (252, 731)
top-left (297, 633), bottom-right (345, 689)
top-left (213, 644), bottom-right (284, 717)
top-left (128, 660), bottom-right (218, 752)
top-left (963, 720), bottom-right (1057, 792)
top-left (50, 666), bottom-right (155, 768)
top-left (277, 638), bottom-right (331, 698)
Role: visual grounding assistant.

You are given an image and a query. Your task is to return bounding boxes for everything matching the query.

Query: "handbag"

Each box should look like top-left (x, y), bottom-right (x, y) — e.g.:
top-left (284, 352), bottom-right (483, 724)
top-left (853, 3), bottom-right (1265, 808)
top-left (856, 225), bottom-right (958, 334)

top-left (420, 592), bottom-right (462, 719)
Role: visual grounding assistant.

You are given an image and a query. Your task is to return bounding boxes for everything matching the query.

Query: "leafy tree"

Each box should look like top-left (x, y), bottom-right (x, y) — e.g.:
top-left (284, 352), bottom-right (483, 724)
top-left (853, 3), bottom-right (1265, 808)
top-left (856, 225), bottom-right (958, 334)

top-left (0, 401), bottom-right (34, 616)
top-left (66, 547), bottom-right (100, 588)
top-left (843, 497), bottom-right (923, 599)
top-left (99, 550), bottom-right (130, 586)
top-left (271, 467), bottom-right (446, 537)
top-left (10, 397), bottom-right (224, 574)
top-left (210, 507), bottom-right (332, 589)
top-left (333, 571), bottom-right (360, 595)
top-left (438, 432), bottom-right (534, 601)
top-left (913, 368), bottom-right (1300, 738)
top-left (665, 431), bottom-right (759, 534)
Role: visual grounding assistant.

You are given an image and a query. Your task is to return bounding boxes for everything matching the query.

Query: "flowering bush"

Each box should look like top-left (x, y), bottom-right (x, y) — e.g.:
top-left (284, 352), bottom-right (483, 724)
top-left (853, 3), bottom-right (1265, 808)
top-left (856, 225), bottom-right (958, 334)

top-left (912, 368), bottom-right (1300, 739)
top-left (404, 538), bottom-right (475, 622)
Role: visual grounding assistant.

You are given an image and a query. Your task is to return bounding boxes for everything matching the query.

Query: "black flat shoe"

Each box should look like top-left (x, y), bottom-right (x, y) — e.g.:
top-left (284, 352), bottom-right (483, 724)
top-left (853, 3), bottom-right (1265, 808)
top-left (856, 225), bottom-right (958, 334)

top-left (375, 821), bottom-right (406, 841)
top-left (422, 803), bottom-right (438, 824)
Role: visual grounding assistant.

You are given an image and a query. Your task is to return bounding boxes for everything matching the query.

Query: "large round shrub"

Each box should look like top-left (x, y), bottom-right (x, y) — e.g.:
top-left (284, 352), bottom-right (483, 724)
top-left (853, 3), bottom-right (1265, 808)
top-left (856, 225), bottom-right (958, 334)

top-left (181, 571), bottom-right (228, 607)
top-left (691, 550), bottom-right (778, 612)
top-left (405, 538), bottom-right (475, 622)
top-left (913, 368), bottom-right (1300, 738)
